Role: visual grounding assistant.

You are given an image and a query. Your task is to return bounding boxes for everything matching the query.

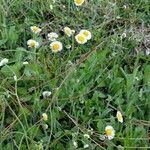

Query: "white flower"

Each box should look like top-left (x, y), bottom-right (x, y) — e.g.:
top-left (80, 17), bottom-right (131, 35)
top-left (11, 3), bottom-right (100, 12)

top-left (42, 113), bottom-right (48, 121)
top-left (105, 125), bottom-right (115, 140)
top-left (75, 33), bottom-right (87, 44)
top-left (42, 91), bottom-right (52, 98)
top-left (121, 32), bottom-right (127, 38)
top-left (84, 134), bottom-right (90, 139)
top-left (30, 26), bottom-right (42, 34)
top-left (0, 58), bottom-right (9, 66)
top-left (43, 124), bottom-right (48, 130)
top-left (64, 27), bottom-right (75, 37)
top-left (50, 41), bottom-right (63, 53)
top-left (48, 32), bottom-right (58, 41)
top-left (13, 75), bottom-right (17, 81)
top-left (23, 61), bottom-right (29, 65)
top-left (135, 77), bottom-right (139, 81)
top-left (50, 5), bottom-right (53, 10)
top-left (27, 39), bottom-right (39, 48)
top-left (116, 111), bottom-right (123, 123)
top-left (116, 16), bottom-right (121, 19)
top-left (73, 141), bottom-right (78, 148)
top-left (84, 144), bottom-right (89, 148)
top-left (79, 30), bottom-right (92, 40)
top-left (146, 48), bottom-right (150, 55)
top-left (74, 0), bottom-right (85, 6)
top-left (66, 45), bottom-right (72, 49)
top-left (123, 5), bottom-right (127, 9)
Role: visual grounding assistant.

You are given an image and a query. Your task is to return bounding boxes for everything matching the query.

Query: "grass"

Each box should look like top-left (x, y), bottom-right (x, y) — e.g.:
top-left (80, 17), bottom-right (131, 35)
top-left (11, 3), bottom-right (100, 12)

top-left (0, 0), bottom-right (150, 149)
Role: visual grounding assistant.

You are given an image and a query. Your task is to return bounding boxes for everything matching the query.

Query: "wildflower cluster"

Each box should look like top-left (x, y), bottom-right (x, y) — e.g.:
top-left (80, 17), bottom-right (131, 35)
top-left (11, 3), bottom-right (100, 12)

top-left (26, 25), bottom-right (92, 54)
top-left (75, 30), bottom-right (92, 44)
top-left (104, 111), bottom-right (123, 140)
top-left (27, 26), bottom-right (41, 49)
top-left (26, 24), bottom-right (125, 143)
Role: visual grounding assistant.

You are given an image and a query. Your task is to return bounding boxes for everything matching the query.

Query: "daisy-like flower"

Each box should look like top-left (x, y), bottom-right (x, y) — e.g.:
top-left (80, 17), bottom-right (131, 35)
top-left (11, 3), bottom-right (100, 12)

top-left (64, 27), bottom-right (75, 37)
top-left (23, 61), bottom-right (29, 65)
top-left (50, 41), bottom-right (63, 53)
top-left (84, 144), bottom-right (89, 148)
top-left (43, 124), bottom-right (48, 130)
top-left (84, 134), bottom-right (90, 139)
top-left (80, 30), bottom-right (92, 40)
top-left (50, 5), bottom-right (53, 10)
top-left (30, 26), bottom-right (42, 34)
top-left (27, 39), bottom-right (39, 48)
top-left (116, 111), bottom-right (123, 123)
top-left (74, 0), bottom-right (85, 6)
top-left (66, 45), bottom-right (72, 49)
top-left (0, 58), bottom-right (9, 66)
top-left (105, 125), bottom-right (115, 140)
top-left (42, 91), bottom-right (52, 99)
top-left (42, 113), bottom-right (48, 121)
top-left (73, 141), bottom-right (78, 148)
top-left (75, 33), bottom-right (87, 44)
top-left (13, 75), bottom-right (17, 81)
top-left (48, 32), bottom-right (58, 41)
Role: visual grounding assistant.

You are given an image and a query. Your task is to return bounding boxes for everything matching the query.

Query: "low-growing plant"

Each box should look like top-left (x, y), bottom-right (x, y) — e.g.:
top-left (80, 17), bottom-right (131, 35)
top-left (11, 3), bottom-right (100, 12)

top-left (0, 0), bottom-right (150, 149)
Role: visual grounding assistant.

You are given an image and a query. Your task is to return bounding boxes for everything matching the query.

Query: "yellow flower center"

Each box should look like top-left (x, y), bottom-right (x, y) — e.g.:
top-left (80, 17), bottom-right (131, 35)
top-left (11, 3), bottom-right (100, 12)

top-left (53, 44), bottom-right (60, 50)
top-left (105, 129), bottom-right (112, 136)
top-left (118, 114), bottom-right (122, 120)
top-left (30, 42), bottom-right (36, 48)
top-left (32, 27), bottom-right (39, 32)
top-left (77, 35), bottom-right (85, 42)
top-left (65, 29), bottom-right (71, 35)
top-left (83, 31), bottom-right (89, 37)
top-left (42, 113), bottom-right (48, 121)
top-left (75, 0), bottom-right (83, 4)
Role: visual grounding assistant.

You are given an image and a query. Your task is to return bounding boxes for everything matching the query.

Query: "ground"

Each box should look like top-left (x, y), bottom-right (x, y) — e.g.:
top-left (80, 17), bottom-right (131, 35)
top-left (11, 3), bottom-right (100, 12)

top-left (0, 0), bottom-right (150, 149)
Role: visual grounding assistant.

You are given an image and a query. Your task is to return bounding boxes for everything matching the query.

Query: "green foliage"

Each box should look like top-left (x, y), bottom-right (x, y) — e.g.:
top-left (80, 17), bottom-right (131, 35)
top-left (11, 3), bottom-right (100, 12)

top-left (0, 0), bottom-right (150, 149)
